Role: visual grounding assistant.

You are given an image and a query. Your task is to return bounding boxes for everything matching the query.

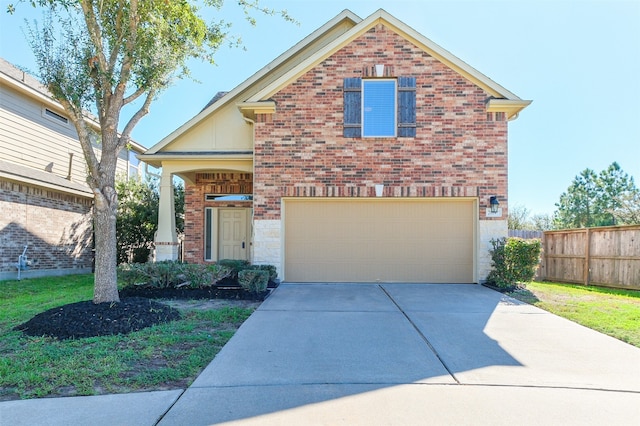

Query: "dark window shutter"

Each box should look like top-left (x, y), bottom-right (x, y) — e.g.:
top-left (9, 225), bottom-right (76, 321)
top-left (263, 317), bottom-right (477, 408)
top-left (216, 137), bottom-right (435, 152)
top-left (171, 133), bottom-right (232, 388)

top-left (398, 76), bottom-right (416, 137)
top-left (343, 77), bottom-right (362, 138)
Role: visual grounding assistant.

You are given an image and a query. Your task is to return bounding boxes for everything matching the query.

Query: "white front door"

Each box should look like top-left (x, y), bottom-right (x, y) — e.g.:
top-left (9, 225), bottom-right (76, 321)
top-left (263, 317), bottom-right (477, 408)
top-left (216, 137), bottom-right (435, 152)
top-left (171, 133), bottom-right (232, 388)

top-left (218, 209), bottom-right (248, 260)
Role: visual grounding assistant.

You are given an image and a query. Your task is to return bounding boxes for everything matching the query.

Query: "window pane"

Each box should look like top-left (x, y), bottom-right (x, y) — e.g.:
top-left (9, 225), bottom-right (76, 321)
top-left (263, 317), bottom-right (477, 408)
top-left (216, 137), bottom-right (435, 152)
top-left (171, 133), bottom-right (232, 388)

top-left (205, 208), bottom-right (213, 261)
top-left (362, 80), bottom-right (396, 137)
top-left (128, 150), bottom-right (140, 178)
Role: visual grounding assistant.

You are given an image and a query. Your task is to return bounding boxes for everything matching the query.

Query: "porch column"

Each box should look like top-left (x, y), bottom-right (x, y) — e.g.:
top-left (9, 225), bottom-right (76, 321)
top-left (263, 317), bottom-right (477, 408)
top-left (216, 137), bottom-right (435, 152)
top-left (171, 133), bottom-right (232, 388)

top-left (155, 168), bottom-right (178, 261)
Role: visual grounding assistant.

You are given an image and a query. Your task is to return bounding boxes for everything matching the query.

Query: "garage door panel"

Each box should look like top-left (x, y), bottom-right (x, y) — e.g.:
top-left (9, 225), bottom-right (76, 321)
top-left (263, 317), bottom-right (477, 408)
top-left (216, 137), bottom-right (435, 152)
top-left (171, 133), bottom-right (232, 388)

top-left (284, 199), bottom-right (475, 283)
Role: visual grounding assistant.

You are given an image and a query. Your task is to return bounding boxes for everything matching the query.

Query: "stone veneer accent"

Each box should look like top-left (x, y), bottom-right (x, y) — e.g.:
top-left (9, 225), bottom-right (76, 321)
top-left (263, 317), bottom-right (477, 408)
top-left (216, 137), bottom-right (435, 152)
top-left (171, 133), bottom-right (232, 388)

top-left (478, 219), bottom-right (508, 282)
top-left (0, 178), bottom-right (93, 280)
top-left (252, 219), bottom-right (281, 275)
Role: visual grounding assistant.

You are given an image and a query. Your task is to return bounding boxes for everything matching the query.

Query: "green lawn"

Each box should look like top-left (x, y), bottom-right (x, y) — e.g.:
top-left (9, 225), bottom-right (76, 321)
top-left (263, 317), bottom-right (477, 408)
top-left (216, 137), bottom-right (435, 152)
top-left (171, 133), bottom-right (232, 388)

top-left (508, 281), bottom-right (640, 348)
top-left (0, 274), bottom-right (254, 400)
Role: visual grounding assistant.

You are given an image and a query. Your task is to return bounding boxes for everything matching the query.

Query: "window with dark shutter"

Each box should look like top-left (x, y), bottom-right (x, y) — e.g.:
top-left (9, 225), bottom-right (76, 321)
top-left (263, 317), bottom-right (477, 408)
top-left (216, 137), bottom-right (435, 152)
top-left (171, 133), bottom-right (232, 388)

top-left (363, 79), bottom-right (396, 137)
top-left (343, 76), bottom-right (416, 138)
top-left (343, 77), bottom-right (362, 137)
top-left (397, 77), bottom-right (416, 137)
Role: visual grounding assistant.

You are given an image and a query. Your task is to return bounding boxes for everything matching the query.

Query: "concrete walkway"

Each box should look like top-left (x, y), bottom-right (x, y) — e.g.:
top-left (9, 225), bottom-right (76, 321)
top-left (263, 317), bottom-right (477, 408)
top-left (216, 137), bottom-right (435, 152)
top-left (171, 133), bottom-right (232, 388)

top-left (2, 283), bottom-right (640, 425)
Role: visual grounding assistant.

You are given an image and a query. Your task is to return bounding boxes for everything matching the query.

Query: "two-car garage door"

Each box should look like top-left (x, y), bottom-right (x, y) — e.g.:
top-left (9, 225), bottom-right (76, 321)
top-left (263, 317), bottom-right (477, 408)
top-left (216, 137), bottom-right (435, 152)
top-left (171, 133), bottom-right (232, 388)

top-left (284, 198), bottom-right (476, 283)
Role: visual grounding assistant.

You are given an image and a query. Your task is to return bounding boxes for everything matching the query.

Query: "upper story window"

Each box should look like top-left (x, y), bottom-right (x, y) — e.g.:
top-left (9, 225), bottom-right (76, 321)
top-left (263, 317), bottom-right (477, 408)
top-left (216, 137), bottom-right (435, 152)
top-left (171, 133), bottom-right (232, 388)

top-left (128, 150), bottom-right (140, 178)
top-left (344, 76), bottom-right (416, 138)
top-left (362, 79), bottom-right (396, 137)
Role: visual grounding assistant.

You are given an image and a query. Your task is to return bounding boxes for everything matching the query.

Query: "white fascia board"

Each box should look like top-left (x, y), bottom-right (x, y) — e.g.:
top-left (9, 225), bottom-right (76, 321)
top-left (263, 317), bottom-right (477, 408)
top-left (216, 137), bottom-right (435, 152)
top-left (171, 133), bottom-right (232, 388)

top-left (486, 98), bottom-right (533, 120)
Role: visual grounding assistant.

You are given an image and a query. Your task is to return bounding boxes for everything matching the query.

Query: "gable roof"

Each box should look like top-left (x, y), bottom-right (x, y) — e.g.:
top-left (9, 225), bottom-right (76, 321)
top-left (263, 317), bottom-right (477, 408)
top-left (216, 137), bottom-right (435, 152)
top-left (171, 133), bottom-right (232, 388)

top-left (146, 9), bottom-right (361, 154)
top-left (146, 8), bottom-right (530, 154)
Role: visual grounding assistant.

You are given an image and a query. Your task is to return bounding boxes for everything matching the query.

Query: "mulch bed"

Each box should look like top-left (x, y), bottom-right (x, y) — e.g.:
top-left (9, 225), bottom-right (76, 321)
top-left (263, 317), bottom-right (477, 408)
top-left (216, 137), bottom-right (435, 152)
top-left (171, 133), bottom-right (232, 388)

top-left (481, 282), bottom-right (521, 293)
top-left (14, 282), bottom-right (275, 341)
top-left (119, 286), bottom-right (271, 301)
top-left (14, 298), bottom-right (182, 340)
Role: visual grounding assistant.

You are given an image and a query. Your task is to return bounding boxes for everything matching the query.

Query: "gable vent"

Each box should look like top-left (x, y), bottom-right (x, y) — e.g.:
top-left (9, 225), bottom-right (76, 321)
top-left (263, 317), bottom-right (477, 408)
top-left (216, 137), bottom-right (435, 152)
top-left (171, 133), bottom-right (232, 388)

top-left (44, 108), bottom-right (69, 124)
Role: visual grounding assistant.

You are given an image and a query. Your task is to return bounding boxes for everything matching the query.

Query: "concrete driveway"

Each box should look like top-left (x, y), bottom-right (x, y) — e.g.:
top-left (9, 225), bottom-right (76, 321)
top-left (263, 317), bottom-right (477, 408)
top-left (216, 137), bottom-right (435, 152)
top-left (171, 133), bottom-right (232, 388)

top-left (160, 283), bottom-right (640, 425)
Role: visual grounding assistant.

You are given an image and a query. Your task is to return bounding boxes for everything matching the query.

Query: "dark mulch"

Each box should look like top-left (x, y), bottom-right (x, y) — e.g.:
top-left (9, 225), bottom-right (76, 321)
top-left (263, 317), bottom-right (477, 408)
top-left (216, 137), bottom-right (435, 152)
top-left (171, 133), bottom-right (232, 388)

top-left (14, 283), bottom-right (273, 341)
top-left (119, 286), bottom-right (271, 301)
top-left (481, 282), bottom-right (521, 293)
top-left (14, 297), bottom-right (181, 340)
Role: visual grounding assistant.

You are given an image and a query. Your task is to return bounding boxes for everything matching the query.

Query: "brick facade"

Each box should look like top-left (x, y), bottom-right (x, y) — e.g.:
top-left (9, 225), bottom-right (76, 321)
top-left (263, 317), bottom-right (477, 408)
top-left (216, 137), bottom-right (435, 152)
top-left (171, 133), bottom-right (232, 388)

top-left (253, 24), bottom-right (508, 220)
top-left (0, 178), bottom-right (93, 279)
top-left (184, 173), bottom-right (253, 263)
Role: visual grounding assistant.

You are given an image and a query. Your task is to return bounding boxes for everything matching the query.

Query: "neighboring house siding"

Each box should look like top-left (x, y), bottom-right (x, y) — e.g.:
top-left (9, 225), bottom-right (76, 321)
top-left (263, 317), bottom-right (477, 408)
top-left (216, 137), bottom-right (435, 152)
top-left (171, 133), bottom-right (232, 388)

top-left (253, 25), bottom-right (508, 220)
top-left (0, 84), bottom-right (131, 184)
top-left (0, 178), bottom-right (93, 280)
top-left (0, 58), bottom-right (144, 280)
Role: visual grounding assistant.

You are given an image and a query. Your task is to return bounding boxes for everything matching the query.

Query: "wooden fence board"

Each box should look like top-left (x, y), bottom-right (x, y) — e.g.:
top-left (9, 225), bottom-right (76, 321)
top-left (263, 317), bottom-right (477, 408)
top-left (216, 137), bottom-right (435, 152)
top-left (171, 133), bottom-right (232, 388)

top-left (540, 225), bottom-right (640, 290)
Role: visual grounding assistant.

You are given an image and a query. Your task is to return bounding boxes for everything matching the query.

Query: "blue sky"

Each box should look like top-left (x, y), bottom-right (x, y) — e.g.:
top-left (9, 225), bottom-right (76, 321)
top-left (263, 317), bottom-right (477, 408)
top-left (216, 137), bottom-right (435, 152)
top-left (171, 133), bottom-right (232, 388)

top-left (1, 0), bottom-right (638, 216)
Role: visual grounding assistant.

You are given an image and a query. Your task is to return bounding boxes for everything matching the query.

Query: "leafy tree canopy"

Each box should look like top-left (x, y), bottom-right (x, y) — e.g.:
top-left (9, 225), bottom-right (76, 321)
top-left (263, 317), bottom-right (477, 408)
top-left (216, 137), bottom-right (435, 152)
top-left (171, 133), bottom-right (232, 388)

top-left (116, 175), bottom-right (184, 264)
top-left (554, 162), bottom-right (638, 229)
top-left (7, 0), bottom-right (293, 303)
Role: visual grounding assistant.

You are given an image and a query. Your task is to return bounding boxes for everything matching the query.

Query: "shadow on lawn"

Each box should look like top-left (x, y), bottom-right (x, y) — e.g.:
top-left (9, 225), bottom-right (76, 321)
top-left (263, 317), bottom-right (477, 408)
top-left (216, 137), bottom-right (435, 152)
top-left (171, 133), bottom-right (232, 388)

top-left (506, 286), bottom-right (541, 305)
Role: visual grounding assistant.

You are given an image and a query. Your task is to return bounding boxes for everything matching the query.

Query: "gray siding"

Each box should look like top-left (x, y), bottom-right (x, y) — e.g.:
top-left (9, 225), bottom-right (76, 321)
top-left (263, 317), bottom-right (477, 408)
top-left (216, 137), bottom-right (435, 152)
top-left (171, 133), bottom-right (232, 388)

top-left (0, 84), bottom-right (132, 186)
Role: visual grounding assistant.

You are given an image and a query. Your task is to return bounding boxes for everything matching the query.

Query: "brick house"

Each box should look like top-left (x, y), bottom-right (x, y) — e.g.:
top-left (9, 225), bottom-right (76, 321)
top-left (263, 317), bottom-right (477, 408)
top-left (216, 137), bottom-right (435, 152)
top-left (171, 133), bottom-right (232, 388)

top-left (0, 57), bottom-right (145, 280)
top-left (141, 9), bottom-right (530, 283)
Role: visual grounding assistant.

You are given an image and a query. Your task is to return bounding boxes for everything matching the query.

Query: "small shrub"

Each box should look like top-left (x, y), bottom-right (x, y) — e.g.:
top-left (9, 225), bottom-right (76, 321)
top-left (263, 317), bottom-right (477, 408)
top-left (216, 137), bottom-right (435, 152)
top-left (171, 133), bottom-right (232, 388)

top-left (117, 263), bottom-right (148, 288)
top-left (217, 259), bottom-right (250, 279)
top-left (180, 264), bottom-right (212, 288)
top-left (117, 261), bottom-right (186, 289)
top-left (254, 264), bottom-right (278, 282)
top-left (238, 269), bottom-right (269, 294)
top-left (487, 237), bottom-right (542, 289)
top-left (146, 261), bottom-right (187, 288)
top-left (207, 264), bottom-right (234, 286)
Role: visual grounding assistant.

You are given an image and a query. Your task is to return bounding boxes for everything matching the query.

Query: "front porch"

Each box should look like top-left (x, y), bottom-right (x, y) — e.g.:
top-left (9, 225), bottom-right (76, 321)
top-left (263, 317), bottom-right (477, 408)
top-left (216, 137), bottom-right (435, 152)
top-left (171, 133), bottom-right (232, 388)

top-left (138, 153), bottom-right (254, 264)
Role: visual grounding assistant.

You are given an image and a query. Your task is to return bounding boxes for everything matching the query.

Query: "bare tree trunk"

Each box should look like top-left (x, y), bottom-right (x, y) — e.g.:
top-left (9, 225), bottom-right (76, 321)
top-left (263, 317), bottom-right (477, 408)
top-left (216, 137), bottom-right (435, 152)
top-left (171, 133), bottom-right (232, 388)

top-left (93, 197), bottom-right (120, 303)
top-left (91, 140), bottom-right (120, 304)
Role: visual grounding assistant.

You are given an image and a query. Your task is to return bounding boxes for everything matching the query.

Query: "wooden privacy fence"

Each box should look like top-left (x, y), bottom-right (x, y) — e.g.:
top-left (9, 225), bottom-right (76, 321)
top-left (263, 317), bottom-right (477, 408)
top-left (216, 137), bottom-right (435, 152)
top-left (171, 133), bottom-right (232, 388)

top-left (509, 229), bottom-right (544, 239)
top-left (539, 225), bottom-right (640, 290)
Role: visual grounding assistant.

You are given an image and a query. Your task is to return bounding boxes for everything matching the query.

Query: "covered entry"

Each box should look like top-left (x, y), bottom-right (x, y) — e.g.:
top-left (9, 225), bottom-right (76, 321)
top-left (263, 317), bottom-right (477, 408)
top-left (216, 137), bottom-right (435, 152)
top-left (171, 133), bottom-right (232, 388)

top-left (283, 198), bottom-right (476, 283)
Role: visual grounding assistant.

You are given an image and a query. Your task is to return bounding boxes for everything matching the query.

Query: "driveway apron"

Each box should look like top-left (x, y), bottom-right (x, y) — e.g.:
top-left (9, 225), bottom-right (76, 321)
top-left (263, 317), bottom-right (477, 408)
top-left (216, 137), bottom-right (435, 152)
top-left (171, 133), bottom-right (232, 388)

top-left (159, 283), bottom-right (640, 425)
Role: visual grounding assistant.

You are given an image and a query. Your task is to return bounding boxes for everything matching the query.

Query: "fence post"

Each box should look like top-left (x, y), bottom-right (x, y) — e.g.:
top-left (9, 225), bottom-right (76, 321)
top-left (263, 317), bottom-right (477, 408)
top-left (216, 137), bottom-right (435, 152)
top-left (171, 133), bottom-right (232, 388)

top-left (584, 228), bottom-right (591, 286)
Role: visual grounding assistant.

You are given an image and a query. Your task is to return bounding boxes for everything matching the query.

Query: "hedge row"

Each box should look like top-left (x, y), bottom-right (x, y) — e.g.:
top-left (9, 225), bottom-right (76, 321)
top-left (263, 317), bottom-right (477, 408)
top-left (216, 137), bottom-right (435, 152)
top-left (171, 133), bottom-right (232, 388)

top-left (117, 260), bottom-right (277, 293)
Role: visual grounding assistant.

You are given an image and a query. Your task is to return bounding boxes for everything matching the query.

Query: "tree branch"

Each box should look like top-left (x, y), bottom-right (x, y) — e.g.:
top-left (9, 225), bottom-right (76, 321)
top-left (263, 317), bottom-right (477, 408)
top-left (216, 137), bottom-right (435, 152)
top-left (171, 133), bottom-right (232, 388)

top-left (118, 88), bottom-right (155, 151)
top-left (113, 0), bottom-right (138, 103)
top-left (79, 0), bottom-right (113, 130)
top-left (122, 85), bottom-right (147, 106)
top-left (108, 0), bottom-right (126, 70)
top-left (57, 95), bottom-right (100, 186)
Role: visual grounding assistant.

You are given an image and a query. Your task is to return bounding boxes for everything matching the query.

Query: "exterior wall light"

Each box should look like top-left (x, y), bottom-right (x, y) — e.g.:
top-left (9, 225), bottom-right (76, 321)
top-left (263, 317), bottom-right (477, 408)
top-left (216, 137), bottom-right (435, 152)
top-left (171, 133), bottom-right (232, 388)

top-left (489, 196), bottom-right (500, 214)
